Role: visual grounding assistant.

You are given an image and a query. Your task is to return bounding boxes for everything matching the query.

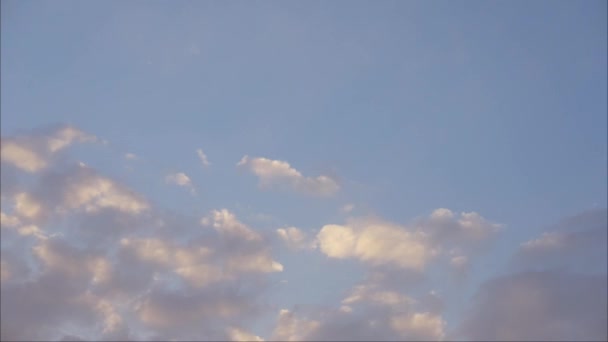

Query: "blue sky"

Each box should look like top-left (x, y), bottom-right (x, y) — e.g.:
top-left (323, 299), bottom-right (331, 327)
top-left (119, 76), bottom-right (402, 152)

top-left (1, 1), bottom-right (606, 341)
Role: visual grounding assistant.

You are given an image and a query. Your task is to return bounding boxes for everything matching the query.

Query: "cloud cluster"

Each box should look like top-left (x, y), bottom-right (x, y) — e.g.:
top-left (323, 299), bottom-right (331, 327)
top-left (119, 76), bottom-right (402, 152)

top-left (1, 124), bottom-right (605, 341)
top-left (271, 279), bottom-right (446, 341)
top-left (0, 126), bottom-right (282, 341)
top-left (1, 125), bottom-right (97, 173)
top-left (316, 209), bottom-right (501, 272)
top-left (237, 156), bottom-right (339, 196)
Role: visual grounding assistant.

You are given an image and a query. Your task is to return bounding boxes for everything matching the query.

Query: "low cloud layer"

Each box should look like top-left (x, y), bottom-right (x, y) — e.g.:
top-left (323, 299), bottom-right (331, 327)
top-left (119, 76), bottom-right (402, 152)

top-left (1, 125), bottom-right (605, 341)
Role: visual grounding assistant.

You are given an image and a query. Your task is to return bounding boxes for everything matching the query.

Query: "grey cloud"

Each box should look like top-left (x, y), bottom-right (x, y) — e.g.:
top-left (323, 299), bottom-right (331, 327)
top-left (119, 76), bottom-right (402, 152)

top-left (458, 208), bottom-right (608, 341)
top-left (458, 271), bottom-right (607, 341)
top-left (510, 208), bottom-right (607, 274)
top-left (1, 272), bottom-right (99, 341)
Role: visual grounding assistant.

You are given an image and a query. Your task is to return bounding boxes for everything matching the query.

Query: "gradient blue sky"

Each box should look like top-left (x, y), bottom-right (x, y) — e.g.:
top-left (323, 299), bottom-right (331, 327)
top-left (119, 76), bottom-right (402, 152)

top-left (1, 1), bottom-right (607, 341)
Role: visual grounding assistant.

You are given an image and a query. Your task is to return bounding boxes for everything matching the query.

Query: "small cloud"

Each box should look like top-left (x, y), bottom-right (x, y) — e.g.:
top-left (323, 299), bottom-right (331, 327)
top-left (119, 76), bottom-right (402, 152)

top-left (237, 156), bottom-right (339, 196)
top-left (124, 153), bottom-right (138, 160)
top-left (227, 327), bottom-right (264, 342)
top-left (196, 149), bottom-right (210, 167)
top-left (1, 125), bottom-right (97, 173)
top-left (276, 227), bottom-right (317, 250)
top-left (340, 204), bottom-right (355, 214)
top-left (165, 172), bottom-right (196, 195)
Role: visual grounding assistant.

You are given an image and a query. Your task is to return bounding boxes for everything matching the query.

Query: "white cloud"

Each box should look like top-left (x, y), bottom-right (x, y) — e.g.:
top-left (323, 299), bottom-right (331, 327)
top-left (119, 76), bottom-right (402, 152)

top-left (520, 231), bottom-right (566, 251)
top-left (237, 156), bottom-right (339, 196)
top-left (0, 129), bottom-right (287, 341)
top-left (62, 170), bottom-right (149, 215)
top-left (196, 148), bottom-right (210, 167)
top-left (426, 208), bottom-right (503, 243)
top-left (202, 209), bottom-right (262, 242)
top-left (1, 126), bottom-right (97, 173)
top-left (227, 327), bottom-right (264, 342)
top-left (390, 312), bottom-right (445, 341)
top-left (33, 238), bottom-right (112, 284)
top-left (317, 220), bottom-right (435, 271)
top-left (46, 126), bottom-right (97, 153)
top-left (13, 192), bottom-right (44, 220)
top-left (1, 211), bottom-right (21, 227)
top-left (316, 209), bottom-right (502, 272)
top-left (271, 277), bottom-right (447, 341)
top-left (276, 227), bottom-right (316, 250)
top-left (124, 153), bottom-right (138, 160)
top-left (0, 140), bottom-right (47, 173)
top-left (120, 237), bottom-right (223, 287)
top-left (17, 224), bottom-right (48, 239)
top-left (165, 172), bottom-right (195, 194)
top-left (272, 309), bottom-right (321, 341)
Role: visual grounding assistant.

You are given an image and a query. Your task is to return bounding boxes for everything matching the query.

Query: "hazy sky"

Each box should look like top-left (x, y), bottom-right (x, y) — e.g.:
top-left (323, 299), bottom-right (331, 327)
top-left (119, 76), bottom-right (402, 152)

top-left (1, 1), bottom-right (606, 341)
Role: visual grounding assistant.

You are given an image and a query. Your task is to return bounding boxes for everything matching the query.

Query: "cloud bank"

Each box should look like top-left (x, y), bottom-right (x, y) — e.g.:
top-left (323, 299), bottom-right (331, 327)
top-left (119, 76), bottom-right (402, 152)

top-left (1, 125), bottom-right (605, 341)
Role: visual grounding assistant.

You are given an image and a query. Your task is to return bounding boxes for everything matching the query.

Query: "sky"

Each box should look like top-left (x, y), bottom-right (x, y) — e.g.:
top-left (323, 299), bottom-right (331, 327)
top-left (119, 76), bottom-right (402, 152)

top-left (0, 1), bottom-right (606, 341)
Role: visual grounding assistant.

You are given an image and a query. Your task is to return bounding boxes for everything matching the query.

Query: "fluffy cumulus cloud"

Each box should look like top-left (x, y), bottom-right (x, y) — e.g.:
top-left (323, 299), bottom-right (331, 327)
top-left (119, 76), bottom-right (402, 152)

top-left (316, 210), bottom-right (501, 272)
top-left (237, 156), bottom-right (339, 196)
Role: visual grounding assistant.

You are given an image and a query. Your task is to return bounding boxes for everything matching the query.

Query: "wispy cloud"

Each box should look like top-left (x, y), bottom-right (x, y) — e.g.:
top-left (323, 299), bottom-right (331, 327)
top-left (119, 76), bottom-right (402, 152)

top-left (196, 148), bottom-right (210, 167)
top-left (237, 156), bottom-right (339, 196)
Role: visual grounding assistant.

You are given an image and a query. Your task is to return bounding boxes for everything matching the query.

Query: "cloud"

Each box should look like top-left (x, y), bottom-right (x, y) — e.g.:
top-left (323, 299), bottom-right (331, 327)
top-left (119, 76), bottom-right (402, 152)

top-left (196, 148), bottom-right (210, 167)
top-left (316, 209), bottom-right (501, 272)
top-left (202, 209), bottom-right (263, 242)
top-left (317, 220), bottom-right (435, 271)
top-left (271, 309), bottom-right (321, 341)
top-left (1, 125), bottom-right (97, 173)
top-left (165, 172), bottom-right (196, 194)
top-left (276, 227), bottom-right (316, 250)
top-left (228, 327), bottom-right (265, 342)
top-left (237, 156), bottom-right (339, 196)
top-left (1, 211), bottom-right (21, 227)
top-left (458, 208), bottom-right (608, 341)
top-left (61, 168), bottom-right (149, 215)
top-left (459, 271), bottom-right (607, 341)
top-left (0, 140), bottom-right (48, 173)
top-left (340, 203), bottom-right (355, 214)
top-left (124, 153), bottom-right (138, 160)
top-left (511, 208), bottom-right (607, 273)
top-left (0, 126), bottom-right (284, 341)
top-left (270, 278), bottom-right (446, 341)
